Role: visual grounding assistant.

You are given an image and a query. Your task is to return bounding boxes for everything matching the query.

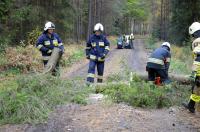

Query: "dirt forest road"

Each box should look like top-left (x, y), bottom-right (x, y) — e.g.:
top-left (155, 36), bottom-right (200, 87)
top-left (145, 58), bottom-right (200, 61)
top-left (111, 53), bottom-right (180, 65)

top-left (1, 39), bottom-right (200, 132)
top-left (63, 39), bottom-right (147, 80)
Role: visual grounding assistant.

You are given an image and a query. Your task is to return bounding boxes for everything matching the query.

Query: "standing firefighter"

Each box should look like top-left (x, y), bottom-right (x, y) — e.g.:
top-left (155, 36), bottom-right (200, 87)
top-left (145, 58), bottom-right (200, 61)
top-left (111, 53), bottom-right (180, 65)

top-left (129, 33), bottom-right (135, 49)
top-left (146, 42), bottom-right (171, 84)
top-left (86, 23), bottom-right (110, 84)
top-left (36, 21), bottom-right (64, 75)
top-left (183, 22), bottom-right (200, 113)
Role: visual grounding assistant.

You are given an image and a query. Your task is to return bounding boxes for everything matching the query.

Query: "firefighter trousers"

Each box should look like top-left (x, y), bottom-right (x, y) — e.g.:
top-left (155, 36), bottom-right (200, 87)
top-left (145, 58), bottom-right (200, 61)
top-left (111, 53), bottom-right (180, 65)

top-left (87, 60), bottom-right (104, 83)
top-left (147, 67), bottom-right (169, 84)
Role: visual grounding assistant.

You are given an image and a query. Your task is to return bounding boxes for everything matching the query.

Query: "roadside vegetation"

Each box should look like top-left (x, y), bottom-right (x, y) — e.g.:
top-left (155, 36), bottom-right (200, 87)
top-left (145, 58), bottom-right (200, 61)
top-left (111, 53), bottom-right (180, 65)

top-left (0, 37), bottom-right (86, 124)
top-left (146, 37), bottom-right (192, 75)
top-left (0, 74), bottom-right (91, 124)
top-left (97, 76), bottom-right (190, 108)
top-left (97, 36), bottom-right (192, 109)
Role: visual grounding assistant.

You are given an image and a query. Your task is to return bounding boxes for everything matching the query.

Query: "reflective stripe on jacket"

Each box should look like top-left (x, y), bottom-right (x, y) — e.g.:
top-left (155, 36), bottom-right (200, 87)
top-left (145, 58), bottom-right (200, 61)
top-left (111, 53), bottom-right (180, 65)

top-left (36, 32), bottom-right (64, 57)
top-left (86, 34), bottom-right (110, 62)
top-left (147, 46), bottom-right (171, 69)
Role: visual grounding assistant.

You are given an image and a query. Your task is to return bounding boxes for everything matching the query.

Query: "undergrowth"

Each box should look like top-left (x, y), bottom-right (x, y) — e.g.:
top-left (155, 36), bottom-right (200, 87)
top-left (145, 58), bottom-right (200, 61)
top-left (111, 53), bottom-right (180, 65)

top-left (98, 73), bottom-right (190, 109)
top-left (0, 74), bottom-right (91, 124)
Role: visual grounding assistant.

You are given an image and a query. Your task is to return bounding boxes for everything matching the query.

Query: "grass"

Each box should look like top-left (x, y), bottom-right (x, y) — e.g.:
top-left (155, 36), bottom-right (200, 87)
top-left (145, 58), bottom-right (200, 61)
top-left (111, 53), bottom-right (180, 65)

top-left (0, 74), bottom-right (92, 124)
top-left (97, 74), bottom-right (191, 109)
top-left (170, 45), bottom-right (192, 75)
top-left (170, 59), bottom-right (190, 74)
top-left (62, 48), bottom-right (85, 67)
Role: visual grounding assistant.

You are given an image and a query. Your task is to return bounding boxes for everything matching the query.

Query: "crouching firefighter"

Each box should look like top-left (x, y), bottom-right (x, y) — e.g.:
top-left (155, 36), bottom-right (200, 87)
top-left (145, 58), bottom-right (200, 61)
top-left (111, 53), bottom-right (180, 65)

top-left (146, 42), bottom-right (171, 85)
top-left (182, 22), bottom-right (200, 113)
top-left (86, 23), bottom-right (110, 84)
top-left (36, 21), bottom-right (64, 75)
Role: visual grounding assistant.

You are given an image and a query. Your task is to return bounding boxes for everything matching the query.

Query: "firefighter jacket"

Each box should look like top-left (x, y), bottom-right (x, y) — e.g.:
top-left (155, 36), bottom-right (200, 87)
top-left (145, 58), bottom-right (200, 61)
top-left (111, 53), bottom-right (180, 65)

top-left (147, 46), bottom-right (171, 70)
top-left (86, 34), bottom-right (110, 62)
top-left (192, 38), bottom-right (200, 71)
top-left (129, 35), bottom-right (134, 40)
top-left (36, 32), bottom-right (64, 61)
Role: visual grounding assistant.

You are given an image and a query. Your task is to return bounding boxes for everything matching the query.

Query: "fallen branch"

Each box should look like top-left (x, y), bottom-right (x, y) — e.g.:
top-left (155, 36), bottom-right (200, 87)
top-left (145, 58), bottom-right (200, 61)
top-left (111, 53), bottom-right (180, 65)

top-left (43, 47), bottom-right (62, 74)
top-left (135, 73), bottom-right (191, 85)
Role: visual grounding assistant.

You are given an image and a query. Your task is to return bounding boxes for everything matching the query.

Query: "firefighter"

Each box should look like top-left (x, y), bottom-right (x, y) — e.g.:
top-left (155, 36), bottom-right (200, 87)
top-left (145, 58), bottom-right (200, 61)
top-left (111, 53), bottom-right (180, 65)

top-left (36, 21), bottom-right (64, 75)
top-left (86, 23), bottom-right (110, 84)
top-left (129, 33), bottom-right (135, 49)
top-left (182, 22), bottom-right (200, 113)
top-left (146, 42), bottom-right (171, 84)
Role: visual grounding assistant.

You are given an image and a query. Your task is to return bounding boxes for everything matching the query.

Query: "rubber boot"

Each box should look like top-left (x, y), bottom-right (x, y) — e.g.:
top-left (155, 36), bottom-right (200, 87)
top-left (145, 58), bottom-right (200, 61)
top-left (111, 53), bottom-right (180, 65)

top-left (182, 100), bottom-right (195, 113)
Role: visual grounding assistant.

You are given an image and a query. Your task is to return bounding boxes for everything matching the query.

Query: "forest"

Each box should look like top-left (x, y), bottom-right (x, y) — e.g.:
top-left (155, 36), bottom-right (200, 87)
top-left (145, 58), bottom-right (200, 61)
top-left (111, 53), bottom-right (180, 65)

top-left (0, 0), bottom-right (199, 46)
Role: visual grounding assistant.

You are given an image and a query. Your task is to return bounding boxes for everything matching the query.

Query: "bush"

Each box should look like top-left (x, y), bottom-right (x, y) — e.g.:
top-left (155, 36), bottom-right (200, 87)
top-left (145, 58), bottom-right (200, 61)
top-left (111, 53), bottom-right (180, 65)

top-left (27, 27), bottom-right (42, 46)
top-left (0, 74), bottom-right (91, 124)
top-left (3, 45), bottom-right (42, 73)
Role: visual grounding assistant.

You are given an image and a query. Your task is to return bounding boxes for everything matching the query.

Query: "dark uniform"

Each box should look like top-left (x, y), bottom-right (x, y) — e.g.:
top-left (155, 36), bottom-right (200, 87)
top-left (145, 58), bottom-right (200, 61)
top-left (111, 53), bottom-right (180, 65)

top-left (146, 46), bottom-right (171, 84)
top-left (86, 34), bottom-right (110, 83)
top-left (129, 34), bottom-right (134, 49)
top-left (36, 32), bottom-right (64, 73)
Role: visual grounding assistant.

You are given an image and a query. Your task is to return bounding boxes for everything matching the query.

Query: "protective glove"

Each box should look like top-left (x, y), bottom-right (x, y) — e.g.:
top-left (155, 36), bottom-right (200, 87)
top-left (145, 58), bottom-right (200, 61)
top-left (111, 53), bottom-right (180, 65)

top-left (101, 54), bottom-right (106, 59)
top-left (86, 55), bottom-right (90, 60)
top-left (47, 49), bottom-right (52, 54)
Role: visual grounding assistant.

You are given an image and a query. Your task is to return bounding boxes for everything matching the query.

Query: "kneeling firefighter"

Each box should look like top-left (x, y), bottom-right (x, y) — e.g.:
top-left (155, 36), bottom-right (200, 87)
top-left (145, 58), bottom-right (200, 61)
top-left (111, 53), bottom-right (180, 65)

top-left (146, 42), bottom-right (171, 84)
top-left (183, 22), bottom-right (200, 113)
top-left (86, 23), bottom-right (110, 83)
top-left (36, 21), bottom-right (64, 75)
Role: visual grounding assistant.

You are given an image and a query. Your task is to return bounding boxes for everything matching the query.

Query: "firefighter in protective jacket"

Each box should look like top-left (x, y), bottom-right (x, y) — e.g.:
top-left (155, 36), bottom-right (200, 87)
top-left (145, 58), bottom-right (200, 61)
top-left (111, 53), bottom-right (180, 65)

top-left (146, 42), bottom-right (171, 84)
top-left (183, 22), bottom-right (200, 113)
top-left (36, 21), bottom-right (64, 75)
top-left (86, 23), bottom-right (110, 83)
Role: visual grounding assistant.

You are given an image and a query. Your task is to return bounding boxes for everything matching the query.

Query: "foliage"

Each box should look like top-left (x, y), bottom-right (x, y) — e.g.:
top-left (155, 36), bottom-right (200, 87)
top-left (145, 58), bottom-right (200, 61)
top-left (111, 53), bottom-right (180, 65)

top-left (98, 77), bottom-right (190, 108)
top-left (0, 74), bottom-right (91, 124)
top-left (2, 45), bottom-right (42, 73)
top-left (169, 45), bottom-right (192, 74)
top-left (61, 45), bottom-right (85, 67)
top-left (27, 27), bottom-right (42, 46)
top-left (169, 0), bottom-right (200, 44)
top-left (125, 0), bottom-right (149, 21)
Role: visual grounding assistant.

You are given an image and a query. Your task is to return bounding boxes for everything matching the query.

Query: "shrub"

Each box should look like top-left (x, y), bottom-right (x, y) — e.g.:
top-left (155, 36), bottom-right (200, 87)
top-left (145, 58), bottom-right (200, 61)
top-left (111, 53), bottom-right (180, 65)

top-left (3, 45), bottom-right (42, 73)
top-left (27, 27), bottom-right (42, 46)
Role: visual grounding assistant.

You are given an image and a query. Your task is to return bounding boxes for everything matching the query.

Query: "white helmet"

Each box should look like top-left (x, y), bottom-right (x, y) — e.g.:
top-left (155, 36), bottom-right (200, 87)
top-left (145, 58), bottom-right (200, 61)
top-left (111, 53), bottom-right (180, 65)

top-left (189, 22), bottom-right (200, 35)
top-left (131, 33), bottom-right (133, 36)
top-left (44, 21), bottom-right (55, 31)
top-left (94, 23), bottom-right (104, 32)
top-left (162, 42), bottom-right (170, 49)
